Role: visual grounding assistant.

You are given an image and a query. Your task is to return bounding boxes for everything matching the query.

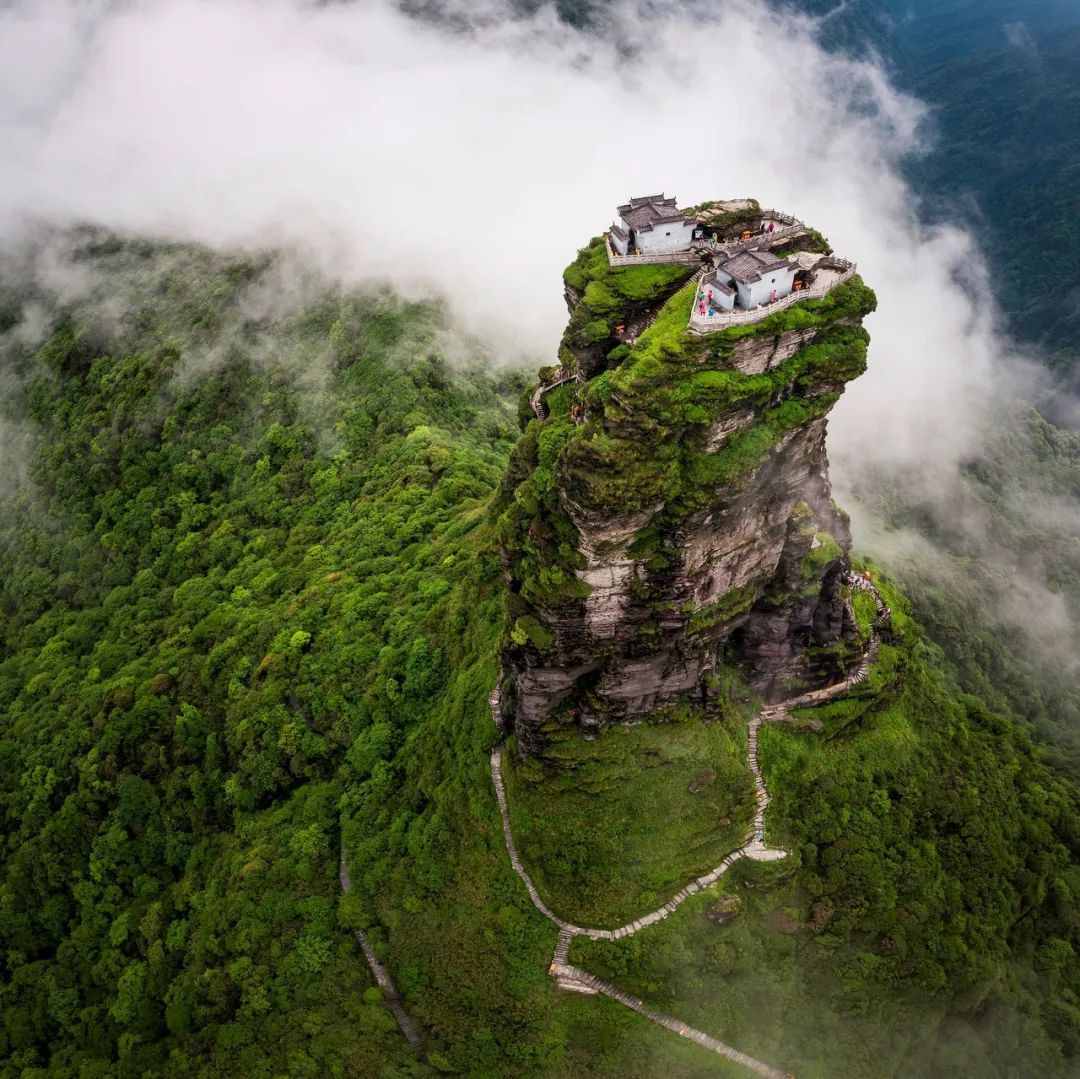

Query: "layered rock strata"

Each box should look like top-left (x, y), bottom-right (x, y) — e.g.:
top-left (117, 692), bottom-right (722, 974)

top-left (496, 206), bottom-right (876, 753)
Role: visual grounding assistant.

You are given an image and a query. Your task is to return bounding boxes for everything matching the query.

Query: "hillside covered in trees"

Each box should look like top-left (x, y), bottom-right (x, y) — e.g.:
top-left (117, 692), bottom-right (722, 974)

top-left (2, 234), bottom-right (1080, 1078)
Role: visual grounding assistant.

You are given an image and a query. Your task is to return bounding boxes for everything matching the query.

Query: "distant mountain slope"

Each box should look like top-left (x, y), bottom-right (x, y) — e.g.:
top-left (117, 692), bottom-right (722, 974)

top-left (800, 0), bottom-right (1080, 374)
top-left (0, 234), bottom-right (537, 1077)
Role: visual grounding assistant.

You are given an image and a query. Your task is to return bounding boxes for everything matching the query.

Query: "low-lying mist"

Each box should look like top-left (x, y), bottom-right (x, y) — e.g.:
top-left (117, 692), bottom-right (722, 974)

top-left (1, 0), bottom-right (1077, 693)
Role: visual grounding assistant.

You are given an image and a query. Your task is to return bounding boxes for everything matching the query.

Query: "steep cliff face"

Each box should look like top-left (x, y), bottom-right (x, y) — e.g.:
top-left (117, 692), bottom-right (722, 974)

top-left (497, 212), bottom-right (876, 753)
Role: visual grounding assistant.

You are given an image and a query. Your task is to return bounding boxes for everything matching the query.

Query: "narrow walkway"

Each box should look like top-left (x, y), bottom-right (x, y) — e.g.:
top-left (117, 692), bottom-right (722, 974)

top-left (490, 738), bottom-right (786, 1075)
top-left (489, 570), bottom-right (890, 1076)
top-left (339, 855), bottom-right (425, 1052)
top-left (550, 962), bottom-right (792, 1079)
top-left (530, 369), bottom-right (574, 420)
top-left (760, 572), bottom-right (891, 724)
top-left (605, 217), bottom-right (807, 269)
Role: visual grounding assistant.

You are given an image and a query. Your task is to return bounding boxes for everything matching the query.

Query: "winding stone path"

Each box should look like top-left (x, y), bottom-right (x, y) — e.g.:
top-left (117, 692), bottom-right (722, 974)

top-left (760, 572), bottom-right (891, 725)
top-left (489, 684), bottom-right (789, 1071)
top-left (550, 963), bottom-right (793, 1079)
top-left (489, 570), bottom-right (891, 1076)
top-left (491, 735), bottom-right (788, 1073)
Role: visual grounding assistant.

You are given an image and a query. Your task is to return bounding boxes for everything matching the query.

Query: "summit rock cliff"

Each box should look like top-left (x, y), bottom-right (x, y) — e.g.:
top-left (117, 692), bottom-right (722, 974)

top-left (496, 200), bottom-right (877, 753)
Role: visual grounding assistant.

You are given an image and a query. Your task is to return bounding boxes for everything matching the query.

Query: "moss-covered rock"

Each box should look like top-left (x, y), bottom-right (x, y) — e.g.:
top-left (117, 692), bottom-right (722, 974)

top-left (559, 237), bottom-right (699, 379)
top-left (501, 202), bottom-right (877, 750)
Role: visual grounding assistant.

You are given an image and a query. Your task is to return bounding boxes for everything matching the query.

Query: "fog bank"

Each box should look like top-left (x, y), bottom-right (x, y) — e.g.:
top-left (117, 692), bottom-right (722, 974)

top-left (1, 0), bottom-right (1075, 658)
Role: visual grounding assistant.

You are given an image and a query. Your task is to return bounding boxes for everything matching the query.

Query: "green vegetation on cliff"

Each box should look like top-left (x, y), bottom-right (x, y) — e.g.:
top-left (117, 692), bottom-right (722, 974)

top-left (496, 386), bottom-right (589, 614)
top-left (560, 237), bottom-right (696, 375)
top-left (556, 277), bottom-right (875, 519)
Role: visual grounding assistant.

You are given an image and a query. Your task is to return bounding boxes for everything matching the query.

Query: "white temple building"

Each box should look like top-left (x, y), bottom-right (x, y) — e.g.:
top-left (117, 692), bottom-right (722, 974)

top-left (610, 194), bottom-right (699, 256)
top-left (707, 249), bottom-right (797, 310)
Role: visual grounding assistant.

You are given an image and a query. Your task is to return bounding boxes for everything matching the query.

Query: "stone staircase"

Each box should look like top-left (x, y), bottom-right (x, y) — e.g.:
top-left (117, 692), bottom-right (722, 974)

top-left (490, 744), bottom-right (768, 944)
top-left (489, 655), bottom-right (795, 1072)
top-left (488, 685), bottom-right (504, 732)
top-left (484, 569), bottom-right (891, 1076)
top-left (529, 369), bottom-right (575, 420)
top-left (491, 731), bottom-right (790, 1072)
top-left (490, 748), bottom-right (568, 929)
top-left (761, 571), bottom-right (890, 722)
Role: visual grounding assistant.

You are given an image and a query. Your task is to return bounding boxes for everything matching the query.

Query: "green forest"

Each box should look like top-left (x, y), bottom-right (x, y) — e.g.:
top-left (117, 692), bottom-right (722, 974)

top-left (3, 234), bottom-right (1080, 1078)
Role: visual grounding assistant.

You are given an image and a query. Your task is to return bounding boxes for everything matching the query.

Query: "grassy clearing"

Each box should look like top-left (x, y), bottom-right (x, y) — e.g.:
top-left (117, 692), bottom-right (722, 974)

top-left (503, 710), bottom-right (755, 926)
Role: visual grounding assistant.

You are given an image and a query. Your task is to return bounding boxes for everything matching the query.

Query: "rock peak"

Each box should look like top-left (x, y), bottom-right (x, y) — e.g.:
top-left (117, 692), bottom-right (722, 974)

top-left (497, 198), bottom-right (876, 754)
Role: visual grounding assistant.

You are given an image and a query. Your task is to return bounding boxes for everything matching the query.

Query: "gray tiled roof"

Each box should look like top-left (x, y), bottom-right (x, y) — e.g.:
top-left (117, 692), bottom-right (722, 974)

top-left (638, 211), bottom-right (693, 232)
top-left (704, 274), bottom-right (735, 295)
top-left (716, 248), bottom-right (790, 283)
top-left (617, 193), bottom-right (674, 213)
top-left (617, 194), bottom-right (691, 231)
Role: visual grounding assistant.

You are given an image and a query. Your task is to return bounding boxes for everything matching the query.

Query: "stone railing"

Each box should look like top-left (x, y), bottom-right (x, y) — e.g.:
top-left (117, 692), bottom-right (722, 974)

top-left (604, 234), bottom-right (702, 267)
top-left (696, 221), bottom-right (805, 258)
top-left (758, 208), bottom-right (801, 227)
top-left (688, 258), bottom-right (856, 335)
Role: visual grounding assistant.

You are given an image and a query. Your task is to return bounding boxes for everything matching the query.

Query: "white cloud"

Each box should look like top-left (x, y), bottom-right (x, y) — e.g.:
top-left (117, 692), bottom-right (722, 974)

top-left (1004, 20), bottom-right (1039, 57)
top-left (0, 0), bottom-right (1073, 655)
top-left (1, 1), bottom-right (924, 361)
